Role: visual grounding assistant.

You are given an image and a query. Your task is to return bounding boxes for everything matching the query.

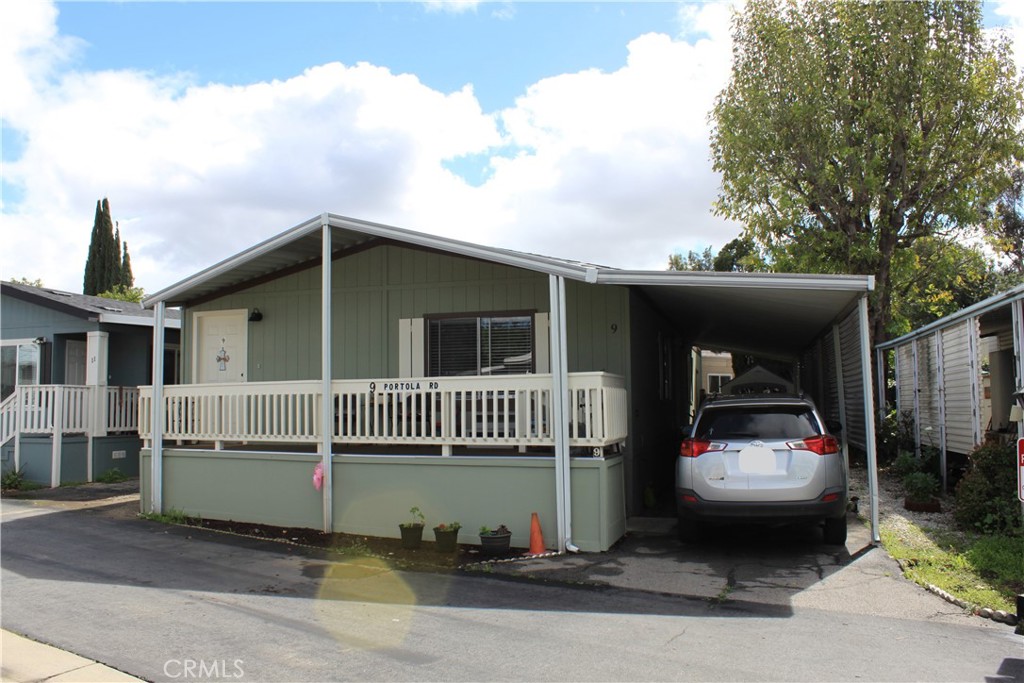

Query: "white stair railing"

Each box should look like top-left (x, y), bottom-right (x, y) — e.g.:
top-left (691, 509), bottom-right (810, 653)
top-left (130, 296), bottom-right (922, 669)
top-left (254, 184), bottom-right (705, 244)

top-left (0, 391), bottom-right (18, 446)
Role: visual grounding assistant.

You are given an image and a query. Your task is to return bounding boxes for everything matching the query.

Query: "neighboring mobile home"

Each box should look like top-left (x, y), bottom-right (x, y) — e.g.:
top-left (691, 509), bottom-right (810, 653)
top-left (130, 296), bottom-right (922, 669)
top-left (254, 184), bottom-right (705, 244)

top-left (1, 282), bottom-right (181, 485)
top-left (140, 213), bottom-right (880, 551)
top-left (875, 285), bottom-right (1024, 490)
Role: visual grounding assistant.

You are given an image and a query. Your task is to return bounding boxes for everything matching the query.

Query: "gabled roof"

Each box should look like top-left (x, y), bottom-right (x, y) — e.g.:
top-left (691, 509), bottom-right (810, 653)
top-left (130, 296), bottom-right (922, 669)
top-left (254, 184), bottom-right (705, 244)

top-left (2, 281), bottom-right (181, 328)
top-left (143, 212), bottom-right (873, 358)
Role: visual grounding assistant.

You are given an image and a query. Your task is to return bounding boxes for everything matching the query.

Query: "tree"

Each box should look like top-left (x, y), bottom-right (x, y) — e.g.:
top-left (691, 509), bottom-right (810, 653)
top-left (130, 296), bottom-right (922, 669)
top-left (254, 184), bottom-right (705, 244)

top-left (9, 277), bottom-right (43, 287)
top-left (120, 237), bottom-right (134, 289)
top-left (97, 284), bottom-right (145, 303)
top-left (83, 199), bottom-right (134, 295)
top-left (669, 236), bottom-right (767, 273)
top-left (987, 166), bottom-right (1024, 275)
top-left (710, 0), bottom-right (1024, 343)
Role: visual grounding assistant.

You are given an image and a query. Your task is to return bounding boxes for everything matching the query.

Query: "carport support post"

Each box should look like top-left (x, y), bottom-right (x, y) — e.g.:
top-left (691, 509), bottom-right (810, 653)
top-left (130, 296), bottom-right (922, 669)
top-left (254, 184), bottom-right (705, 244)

top-left (320, 216), bottom-right (334, 534)
top-left (549, 274), bottom-right (572, 552)
top-left (858, 296), bottom-right (880, 543)
top-left (151, 301), bottom-right (166, 515)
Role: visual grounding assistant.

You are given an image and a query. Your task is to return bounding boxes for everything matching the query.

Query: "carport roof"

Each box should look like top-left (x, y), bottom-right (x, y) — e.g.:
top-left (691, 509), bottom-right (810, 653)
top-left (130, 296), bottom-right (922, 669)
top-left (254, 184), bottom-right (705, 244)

top-left (144, 213), bottom-right (873, 358)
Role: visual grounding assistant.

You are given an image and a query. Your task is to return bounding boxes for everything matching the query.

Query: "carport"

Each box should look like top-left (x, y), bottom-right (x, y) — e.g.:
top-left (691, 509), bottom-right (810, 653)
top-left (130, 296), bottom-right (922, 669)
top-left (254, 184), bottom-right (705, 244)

top-left (143, 213), bottom-right (881, 550)
top-left (597, 270), bottom-right (880, 543)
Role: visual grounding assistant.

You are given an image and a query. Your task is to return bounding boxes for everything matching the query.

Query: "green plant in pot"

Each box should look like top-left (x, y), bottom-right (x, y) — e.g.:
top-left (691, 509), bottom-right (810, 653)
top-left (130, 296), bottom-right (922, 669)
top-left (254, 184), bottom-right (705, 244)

top-left (433, 522), bottom-right (461, 553)
top-left (478, 524), bottom-right (512, 556)
top-left (399, 506), bottom-right (426, 549)
top-left (903, 472), bottom-right (941, 512)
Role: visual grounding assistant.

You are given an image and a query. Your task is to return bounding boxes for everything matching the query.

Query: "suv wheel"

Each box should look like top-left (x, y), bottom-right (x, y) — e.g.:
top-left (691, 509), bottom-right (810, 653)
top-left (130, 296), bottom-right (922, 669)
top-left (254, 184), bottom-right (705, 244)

top-left (677, 516), bottom-right (704, 543)
top-left (822, 515), bottom-right (847, 545)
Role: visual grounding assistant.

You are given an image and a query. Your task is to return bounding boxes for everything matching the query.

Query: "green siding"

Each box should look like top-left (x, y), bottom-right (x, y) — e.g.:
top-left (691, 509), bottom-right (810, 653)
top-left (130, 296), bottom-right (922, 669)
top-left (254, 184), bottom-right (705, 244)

top-left (183, 244), bottom-right (630, 384)
top-left (140, 449), bottom-right (625, 551)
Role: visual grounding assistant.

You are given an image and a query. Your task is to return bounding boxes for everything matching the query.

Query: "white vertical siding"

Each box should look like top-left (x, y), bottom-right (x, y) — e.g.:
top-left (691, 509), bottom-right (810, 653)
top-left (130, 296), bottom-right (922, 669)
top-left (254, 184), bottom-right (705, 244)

top-left (941, 321), bottom-right (979, 454)
top-left (896, 343), bottom-right (915, 419)
top-left (839, 312), bottom-right (865, 449)
top-left (916, 333), bottom-right (941, 449)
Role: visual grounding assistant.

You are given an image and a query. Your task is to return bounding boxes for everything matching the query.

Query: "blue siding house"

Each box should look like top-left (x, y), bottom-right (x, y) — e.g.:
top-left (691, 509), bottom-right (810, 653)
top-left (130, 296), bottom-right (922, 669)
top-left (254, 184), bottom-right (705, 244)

top-left (1, 282), bottom-right (180, 486)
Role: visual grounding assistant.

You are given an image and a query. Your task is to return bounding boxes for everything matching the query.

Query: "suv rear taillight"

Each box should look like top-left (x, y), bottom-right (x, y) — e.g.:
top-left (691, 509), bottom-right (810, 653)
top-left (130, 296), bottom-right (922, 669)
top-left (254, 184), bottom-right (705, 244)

top-left (679, 438), bottom-right (726, 458)
top-left (786, 435), bottom-right (839, 455)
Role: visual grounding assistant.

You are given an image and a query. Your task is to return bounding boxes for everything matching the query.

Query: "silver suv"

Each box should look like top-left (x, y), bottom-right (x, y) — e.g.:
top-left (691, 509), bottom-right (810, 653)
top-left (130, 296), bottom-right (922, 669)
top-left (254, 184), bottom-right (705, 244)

top-left (676, 394), bottom-right (847, 545)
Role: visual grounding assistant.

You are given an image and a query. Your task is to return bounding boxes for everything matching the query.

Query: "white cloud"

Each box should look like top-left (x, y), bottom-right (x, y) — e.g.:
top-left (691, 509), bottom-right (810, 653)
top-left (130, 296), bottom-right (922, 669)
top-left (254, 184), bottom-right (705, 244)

top-left (2, 0), bottom-right (741, 292)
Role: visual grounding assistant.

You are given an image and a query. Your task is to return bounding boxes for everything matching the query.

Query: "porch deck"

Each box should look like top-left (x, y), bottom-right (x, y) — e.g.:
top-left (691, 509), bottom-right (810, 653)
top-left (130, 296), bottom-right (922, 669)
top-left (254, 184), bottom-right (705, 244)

top-left (138, 372), bottom-right (627, 456)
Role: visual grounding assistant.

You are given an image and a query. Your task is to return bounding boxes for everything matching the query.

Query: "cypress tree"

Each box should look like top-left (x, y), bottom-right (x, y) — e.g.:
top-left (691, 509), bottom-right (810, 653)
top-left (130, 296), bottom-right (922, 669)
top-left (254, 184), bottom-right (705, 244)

top-left (120, 241), bottom-right (134, 288)
top-left (83, 200), bottom-right (104, 294)
top-left (83, 198), bottom-right (132, 295)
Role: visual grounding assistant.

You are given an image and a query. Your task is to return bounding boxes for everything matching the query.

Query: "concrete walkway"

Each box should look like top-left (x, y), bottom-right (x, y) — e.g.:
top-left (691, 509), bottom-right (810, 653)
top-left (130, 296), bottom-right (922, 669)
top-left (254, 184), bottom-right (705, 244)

top-left (1, 629), bottom-right (143, 682)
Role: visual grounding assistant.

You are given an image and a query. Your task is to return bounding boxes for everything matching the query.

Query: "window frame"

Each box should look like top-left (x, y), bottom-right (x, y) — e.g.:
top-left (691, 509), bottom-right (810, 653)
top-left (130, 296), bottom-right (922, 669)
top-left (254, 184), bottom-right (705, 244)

top-left (425, 310), bottom-right (537, 377)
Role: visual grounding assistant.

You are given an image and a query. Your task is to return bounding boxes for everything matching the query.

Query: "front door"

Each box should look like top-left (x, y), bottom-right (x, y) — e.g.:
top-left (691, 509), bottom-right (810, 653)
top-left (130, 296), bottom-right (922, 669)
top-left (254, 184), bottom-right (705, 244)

top-left (194, 310), bottom-right (247, 383)
top-left (66, 340), bottom-right (86, 385)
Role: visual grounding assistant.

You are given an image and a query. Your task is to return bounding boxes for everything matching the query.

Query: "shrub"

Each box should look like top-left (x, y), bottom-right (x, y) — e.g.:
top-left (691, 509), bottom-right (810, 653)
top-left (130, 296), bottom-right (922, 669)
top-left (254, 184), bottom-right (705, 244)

top-left (877, 408), bottom-right (915, 465)
top-left (1, 466), bottom-right (26, 490)
top-left (903, 471), bottom-right (940, 502)
top-left (954, 443), bottom-right (1023, 536)
top-left (892, 451), bottom-right (920, 477)
top-left (96, 468), bottom-right (127, 484)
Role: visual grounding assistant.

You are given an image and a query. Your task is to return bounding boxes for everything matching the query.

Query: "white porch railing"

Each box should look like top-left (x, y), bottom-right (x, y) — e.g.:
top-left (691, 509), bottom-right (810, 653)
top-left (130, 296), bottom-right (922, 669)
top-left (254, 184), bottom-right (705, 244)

top-left (0, 385), bottom-right (141, 444)
top-left (138, 372), bottom-right (628, 452)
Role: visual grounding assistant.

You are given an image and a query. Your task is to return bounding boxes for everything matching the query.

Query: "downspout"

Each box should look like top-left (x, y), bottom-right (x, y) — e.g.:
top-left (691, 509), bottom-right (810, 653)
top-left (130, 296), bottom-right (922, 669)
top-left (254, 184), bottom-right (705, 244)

top-left (549, 274), bottom-right (578, 552)
top-left (858, 296), bottom-right (880, 544)
top-left (321, 215), bottom-right (334, 533)
top-left (151, 301), bottom-right (166, 514)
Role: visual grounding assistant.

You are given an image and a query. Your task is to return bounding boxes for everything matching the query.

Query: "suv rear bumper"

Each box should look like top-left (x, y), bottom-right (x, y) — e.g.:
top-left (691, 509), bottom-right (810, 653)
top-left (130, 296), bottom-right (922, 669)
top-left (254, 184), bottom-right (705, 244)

top-left (676, 487), bottom-right (847, 522)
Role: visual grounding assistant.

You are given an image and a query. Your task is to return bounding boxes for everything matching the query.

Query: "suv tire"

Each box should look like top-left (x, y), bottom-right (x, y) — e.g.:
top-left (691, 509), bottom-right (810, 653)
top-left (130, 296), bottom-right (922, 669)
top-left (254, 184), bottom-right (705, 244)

top-left (677, 515), bottom-right (704, 543)
top-left (822, 515), bottom-right (847, 545)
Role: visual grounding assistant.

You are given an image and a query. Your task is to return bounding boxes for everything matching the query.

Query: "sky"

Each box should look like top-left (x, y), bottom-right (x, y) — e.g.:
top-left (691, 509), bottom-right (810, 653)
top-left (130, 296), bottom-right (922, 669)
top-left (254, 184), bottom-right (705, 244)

top-left (3, 1), bottom-right (1024, 296)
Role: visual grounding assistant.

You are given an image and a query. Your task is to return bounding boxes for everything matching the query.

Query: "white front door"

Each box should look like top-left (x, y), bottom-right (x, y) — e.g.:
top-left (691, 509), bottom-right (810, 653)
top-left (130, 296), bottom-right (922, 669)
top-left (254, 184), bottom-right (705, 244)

top-left (194, 310), bottom-right (248, 384)
top-left (65, 340), bottom-right (87, 385)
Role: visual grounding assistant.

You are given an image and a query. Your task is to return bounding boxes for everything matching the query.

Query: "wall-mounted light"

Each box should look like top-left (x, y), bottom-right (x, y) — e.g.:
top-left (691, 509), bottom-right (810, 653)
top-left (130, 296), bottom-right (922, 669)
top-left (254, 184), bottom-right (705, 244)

top-left (1010, 405), bottom-right (1023, 423)
top-left (248, 308), bottom-right (263, 322)
top-left (33, 336), bottom-right (46, 345)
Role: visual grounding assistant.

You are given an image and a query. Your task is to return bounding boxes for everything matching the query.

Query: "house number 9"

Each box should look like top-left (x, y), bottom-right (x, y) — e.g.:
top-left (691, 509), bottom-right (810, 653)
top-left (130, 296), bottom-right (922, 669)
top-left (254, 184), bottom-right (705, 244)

top-left (369, 382), bottom-right (376, 393)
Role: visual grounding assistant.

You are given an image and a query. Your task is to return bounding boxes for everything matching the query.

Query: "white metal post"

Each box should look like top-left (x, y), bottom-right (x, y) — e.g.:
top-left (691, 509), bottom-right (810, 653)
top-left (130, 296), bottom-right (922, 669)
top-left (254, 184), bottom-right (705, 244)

top-left (151, 301), bottom-right (166, 514)
top-left (50, 388), bottom-right (63, 488)
top-left (321, 217), bottom-right (334, 533)
top-left (912, 339), bottom-right (921, 457)
top-left (858, 296), bottom-right (881, 543)
top-left (1013, 298), bottom-right (1024, 441)
top-left (935, 333), bottom-right (948, 492)
top-left (549, 274), bottom-right (572, 552)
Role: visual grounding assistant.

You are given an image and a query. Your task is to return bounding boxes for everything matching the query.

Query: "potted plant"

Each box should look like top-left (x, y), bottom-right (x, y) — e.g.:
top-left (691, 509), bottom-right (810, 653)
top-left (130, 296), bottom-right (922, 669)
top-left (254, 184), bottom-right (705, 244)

top-left (433, 522), bottom-right (461, 553)
top-left (399, 506), bottom-right (426, 549)
top-left (478, 524), bottom-right (512, 556)
top-left (903, 472), bottom-right (941, 512)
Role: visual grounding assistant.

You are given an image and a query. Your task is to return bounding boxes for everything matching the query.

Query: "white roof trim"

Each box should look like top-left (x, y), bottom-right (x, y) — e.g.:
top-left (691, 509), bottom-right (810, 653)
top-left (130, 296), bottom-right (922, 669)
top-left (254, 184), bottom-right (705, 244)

top-left (144, 213), bottom-right (594, 307)
top-left (99, 312), bottom-right (182, 329)
top-left (596, 270), bottom-right (875, 292)
top-left (876, 283), bottom-right (1024, 350)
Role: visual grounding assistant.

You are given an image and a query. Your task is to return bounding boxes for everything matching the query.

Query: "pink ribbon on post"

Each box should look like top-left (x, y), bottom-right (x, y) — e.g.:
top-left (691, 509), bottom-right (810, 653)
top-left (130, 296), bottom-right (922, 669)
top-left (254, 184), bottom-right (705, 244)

top-left (312, 462), bottom-right (324, 491)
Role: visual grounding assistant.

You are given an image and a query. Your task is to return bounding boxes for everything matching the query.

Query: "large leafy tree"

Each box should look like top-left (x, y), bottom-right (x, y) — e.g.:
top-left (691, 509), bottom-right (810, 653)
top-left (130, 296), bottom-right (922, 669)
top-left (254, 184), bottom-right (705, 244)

top-left (710, 0), bottom-right (1024, 342)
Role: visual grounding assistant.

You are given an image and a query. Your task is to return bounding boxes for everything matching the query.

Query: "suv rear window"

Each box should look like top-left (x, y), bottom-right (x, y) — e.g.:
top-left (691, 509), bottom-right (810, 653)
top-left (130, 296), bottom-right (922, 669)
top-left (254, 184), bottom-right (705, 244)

top-left (695, 405), bottom-right (820, 440)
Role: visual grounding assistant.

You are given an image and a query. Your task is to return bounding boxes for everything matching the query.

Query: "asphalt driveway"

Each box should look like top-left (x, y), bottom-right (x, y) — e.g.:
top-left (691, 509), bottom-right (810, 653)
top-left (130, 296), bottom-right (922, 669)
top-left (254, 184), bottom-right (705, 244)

top-left (2, 483), bottom-right (1021, 682)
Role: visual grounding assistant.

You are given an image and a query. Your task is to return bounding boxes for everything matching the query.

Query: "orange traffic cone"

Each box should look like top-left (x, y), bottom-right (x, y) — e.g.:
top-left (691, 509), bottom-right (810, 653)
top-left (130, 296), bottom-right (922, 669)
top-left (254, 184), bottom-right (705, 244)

top-left (529, 512), bottom-right (546, 554)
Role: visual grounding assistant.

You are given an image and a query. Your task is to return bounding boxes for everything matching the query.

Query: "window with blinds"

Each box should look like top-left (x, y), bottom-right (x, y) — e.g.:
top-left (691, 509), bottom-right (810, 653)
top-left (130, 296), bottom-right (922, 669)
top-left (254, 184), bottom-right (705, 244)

top-left (427, 315), bottom-right (533, 376)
